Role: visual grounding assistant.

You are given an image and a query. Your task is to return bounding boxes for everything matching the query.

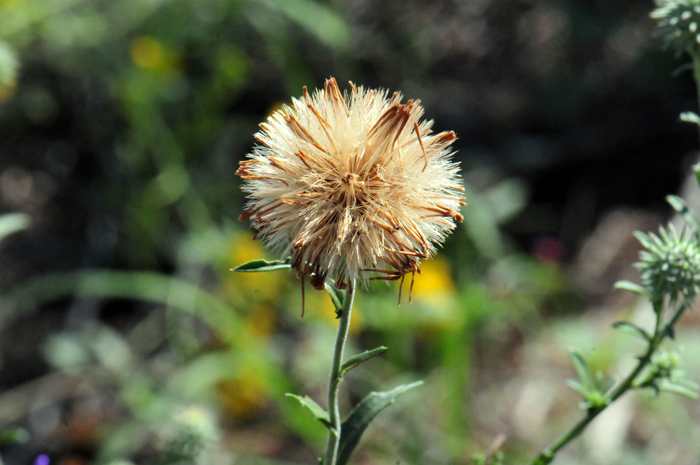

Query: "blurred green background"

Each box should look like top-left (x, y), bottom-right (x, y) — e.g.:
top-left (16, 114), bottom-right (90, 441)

top-left (1, 0), bottom-right (700, 464)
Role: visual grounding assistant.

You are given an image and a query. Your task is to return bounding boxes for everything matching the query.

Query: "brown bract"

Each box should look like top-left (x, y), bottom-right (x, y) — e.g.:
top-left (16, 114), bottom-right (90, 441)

top-left (237, 77), bottom-right (464, 301)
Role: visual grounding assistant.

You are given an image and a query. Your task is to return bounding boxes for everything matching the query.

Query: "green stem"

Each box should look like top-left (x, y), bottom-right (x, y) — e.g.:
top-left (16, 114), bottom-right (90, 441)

top-left (528, 300), bottom-right (687, 465)
top-left (323, 279), bottom-right (356, 465)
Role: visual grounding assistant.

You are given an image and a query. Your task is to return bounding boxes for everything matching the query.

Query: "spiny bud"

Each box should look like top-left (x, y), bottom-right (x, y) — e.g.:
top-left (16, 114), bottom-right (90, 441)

top-left (634, 224), bottom-right (700, 305)
top-left (651, 0), bottom-right (700, 56)
top-left (159, 406), bottom-right (219, 465)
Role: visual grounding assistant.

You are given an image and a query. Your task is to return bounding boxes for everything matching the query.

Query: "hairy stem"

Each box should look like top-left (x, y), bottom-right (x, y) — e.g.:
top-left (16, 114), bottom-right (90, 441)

top-left (528, 300), bottom-right (687, 465)
top-left (323, 279), bottom-right (356, 465)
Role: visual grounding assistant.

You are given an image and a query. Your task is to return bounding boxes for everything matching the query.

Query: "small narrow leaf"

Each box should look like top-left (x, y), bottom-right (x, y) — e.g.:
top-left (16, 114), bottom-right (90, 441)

top-left (694, 163), bottom-right (700, 189)
top-left (339, 347), bottom-right (388, 378)
top-left (680, 111), bottom-right (700, 125)
top-left (566, 379), bottom-right (586, 395)
top-left (658, 380), bottom-right (700, 399)
top-left (336, 381), bottom-right (423, 465)
top-left (324, 281), bottom-right (346, 317)
top-left (231, 257), bottom-right (291, 272)
top-left (284, 393), bottom-right (332, 428)
top-left (569, 349), bottom-right (593, 390)
top-left (612, 321), bottom-right (651, 342)
top-left (613, 281), bottom-right (649, 298)
top-left (666, 195), bottom-right (700, 231)
top-left (0, 213), bottom-right (30, 243)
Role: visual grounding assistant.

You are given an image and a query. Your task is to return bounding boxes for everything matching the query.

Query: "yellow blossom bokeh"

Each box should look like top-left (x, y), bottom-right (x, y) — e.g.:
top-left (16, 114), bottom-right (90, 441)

top-left (130, 36), bottom-right (181, 74)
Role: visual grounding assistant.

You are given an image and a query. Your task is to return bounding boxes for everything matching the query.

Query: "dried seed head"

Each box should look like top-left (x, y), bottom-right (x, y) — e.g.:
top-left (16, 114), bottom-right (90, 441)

top-left (237, 77), bottom-right (464, 291)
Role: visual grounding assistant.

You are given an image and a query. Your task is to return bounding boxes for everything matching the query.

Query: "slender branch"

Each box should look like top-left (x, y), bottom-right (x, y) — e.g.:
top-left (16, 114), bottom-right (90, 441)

top-left (528, 300), bottom-right (688, 465)
top-left (694, 56), bottom-right (700, 143)
top-left (323, 279), bottom-right (356, 465)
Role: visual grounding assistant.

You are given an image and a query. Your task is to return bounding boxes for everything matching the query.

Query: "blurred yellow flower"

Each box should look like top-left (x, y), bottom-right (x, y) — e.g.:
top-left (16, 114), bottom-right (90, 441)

top-left (244, 304), bottom-right (276, 339)
top-left (217, 367), bottom-right (269, 422)
top-left (0, 79), bottom-right (16, 102)
top-left (305, 290), bottom-right (364, 335)
top-left (130, 36), bottom-right (180, 73)
top-left (408, 256), bottom-right (455, 299)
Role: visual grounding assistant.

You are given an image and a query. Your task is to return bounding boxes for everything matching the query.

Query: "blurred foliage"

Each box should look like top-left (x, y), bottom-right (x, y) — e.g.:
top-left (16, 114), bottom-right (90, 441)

top-left (0, 0), bottom-right (698, 464)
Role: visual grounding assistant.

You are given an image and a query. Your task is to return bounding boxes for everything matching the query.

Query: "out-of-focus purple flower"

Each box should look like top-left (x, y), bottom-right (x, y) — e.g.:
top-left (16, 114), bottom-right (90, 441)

top-left (534, 236), bottom-right (566, 265)
top-left (34, 454), bottom-right (49, 465)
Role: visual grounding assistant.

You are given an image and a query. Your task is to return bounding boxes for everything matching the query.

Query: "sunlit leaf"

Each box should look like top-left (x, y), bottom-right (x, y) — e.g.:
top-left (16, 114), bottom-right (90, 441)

top-left (339, 347), bottom-right (388, 378)
top-left (231, 257), bottom-right (291, 272)
top-left (613, 280), bottom-right (649, 298)
top-left (680, 111), bottom-right (700, 125)
top-left (659, 379), bottom-right (700, 399)
top-left (0, 213), bottom-right (30, 243)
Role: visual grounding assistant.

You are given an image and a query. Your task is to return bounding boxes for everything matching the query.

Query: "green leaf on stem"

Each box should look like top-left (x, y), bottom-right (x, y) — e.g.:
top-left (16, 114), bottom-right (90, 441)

top-left (659, 379), bottom-right (700, 399)
top-left (339, 347), bottom-right (388, 378)
top-left (613, 280), bottom-right (649, 298)
top-left (230, 257), bottom-right (292, 272)
top-left (666, 195), bottom-right (700, 234)
top-left (324, 281), bottom-right (346, 317)
top-left (569, 348), bottom-right (593, 390)
top-left (336, 381), bottom-right (423, 465)
top-left (612, 321), bottom-right (651, 342)
top-left (284, 393), bottom-right (332, 429)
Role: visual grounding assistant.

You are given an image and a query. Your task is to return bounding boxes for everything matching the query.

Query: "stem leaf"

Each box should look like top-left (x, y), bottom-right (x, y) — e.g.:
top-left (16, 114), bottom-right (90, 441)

top-left (612, 321), bottom-right (651, 342)
top-left (613, 280), bottom-right (649, 298)
top-left (324, 281), bottom-right (346, 317)
top-left (569, 348), bottom-right (593, 390)
top-left (230, 257), bottom-right (291, 272)
top-left (339, 347), bottom-right (388, 378)
top-left (666, 195), bottom-right (700, 233)
top-left (658, 380), bottom-right (700, 399)
top-left (284, 393), bottom-right (332, 429)
top-left (336, 381), bottom-right (423, 465)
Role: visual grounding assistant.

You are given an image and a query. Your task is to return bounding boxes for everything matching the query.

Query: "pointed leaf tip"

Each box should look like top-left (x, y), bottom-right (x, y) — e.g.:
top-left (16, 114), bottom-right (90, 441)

top-left (336, 381), bottom-right (423, 465)
top-left (340, 347), bottom-right (388, 378)
top-left (284, 393), bottom-right (332, 428)
top-left (231, 257), bottom-right (292, 272)
top-left (612, 321), bottom-right (651, 341)
top-left (613, 280), bottom-right (649, 297)
top-left (324, 280), bottom-right (346, 315)
top-left (568, 348), bottom-right (592, 390)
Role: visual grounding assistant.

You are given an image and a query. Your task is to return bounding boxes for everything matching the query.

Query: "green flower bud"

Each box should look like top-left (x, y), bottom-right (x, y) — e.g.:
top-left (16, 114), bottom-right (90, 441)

top-left (651, 0), bottom-right (700, 56)
top-left (634, 224), bottom-right (700, 305)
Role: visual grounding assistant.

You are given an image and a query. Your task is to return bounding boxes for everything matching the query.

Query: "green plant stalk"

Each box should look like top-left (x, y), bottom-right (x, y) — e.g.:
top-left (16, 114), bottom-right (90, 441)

top-left (694, 55), bottom-right (700, 142)
top-left (323, 279), bottom-right (356, 465)
top-left (528, 299), bottom-right (687, 465)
